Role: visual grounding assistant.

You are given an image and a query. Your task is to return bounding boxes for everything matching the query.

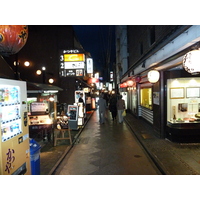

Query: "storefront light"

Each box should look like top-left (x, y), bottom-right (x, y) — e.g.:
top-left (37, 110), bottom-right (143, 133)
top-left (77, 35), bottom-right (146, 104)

top-left (183, 50), bottom-right (200, 74)
top-left (147, 70), bottom-right (160, 83)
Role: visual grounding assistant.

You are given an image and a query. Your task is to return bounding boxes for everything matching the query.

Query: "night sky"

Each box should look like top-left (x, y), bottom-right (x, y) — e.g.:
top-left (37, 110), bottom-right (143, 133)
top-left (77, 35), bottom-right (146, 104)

top-left (73, 25), bottom-right (116, 79)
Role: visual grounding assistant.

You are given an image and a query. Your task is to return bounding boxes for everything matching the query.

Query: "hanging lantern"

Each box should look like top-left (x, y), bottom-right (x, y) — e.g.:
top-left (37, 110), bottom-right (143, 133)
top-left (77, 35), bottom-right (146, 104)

top-left (120, 83), bottom-right (124, 88)
top-left (120, 82), bottom-right (127, 88)
top-left (126, 79), bottom-right (134, 87)
top-left (87, 77), bottom-right (99, 84)
top-left (147, 70), bottom-right (160, 83)
top-left (135, 76), bottom-right (141, 83)
top-left (123, 82), bottom-right (127, 88)
top-left (183, 50), bottom-right (200, 74)
top-left (0, 25), bottom-right (28, 56)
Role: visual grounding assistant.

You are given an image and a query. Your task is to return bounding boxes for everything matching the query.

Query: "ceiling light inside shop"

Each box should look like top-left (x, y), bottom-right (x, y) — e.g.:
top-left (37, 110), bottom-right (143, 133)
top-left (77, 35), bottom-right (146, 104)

top-left (171, 79), bottom-right (180, 87)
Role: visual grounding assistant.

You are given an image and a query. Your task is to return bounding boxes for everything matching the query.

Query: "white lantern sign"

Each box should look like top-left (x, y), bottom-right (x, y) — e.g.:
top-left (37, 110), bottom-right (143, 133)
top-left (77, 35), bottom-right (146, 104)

top-left (147, 70), bottom-right (160, 83)
top-left (183, 50), bottom-right (200, 74)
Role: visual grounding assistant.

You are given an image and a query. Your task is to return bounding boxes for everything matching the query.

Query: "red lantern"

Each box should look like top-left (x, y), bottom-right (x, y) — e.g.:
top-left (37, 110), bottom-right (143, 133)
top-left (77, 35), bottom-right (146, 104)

top-left (87, 77), bottom-right (99, 84)
top-left (123, 82), bottom-right (127, 88)
top-left (0, 25), bottom-right (28, 56)
top-left (135, 76), bottom-right (141, 83)
top-left (126, 80), bottom-right (134, 87)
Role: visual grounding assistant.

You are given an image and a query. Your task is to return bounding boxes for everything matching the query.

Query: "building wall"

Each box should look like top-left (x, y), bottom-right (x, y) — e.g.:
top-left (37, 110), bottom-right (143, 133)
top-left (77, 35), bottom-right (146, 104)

top-left (0, 56), bottom-right (15, 79)
top-left (116, 25), bottom-right (128, 84)
top-left (127, 25), bottom-right (179, 69)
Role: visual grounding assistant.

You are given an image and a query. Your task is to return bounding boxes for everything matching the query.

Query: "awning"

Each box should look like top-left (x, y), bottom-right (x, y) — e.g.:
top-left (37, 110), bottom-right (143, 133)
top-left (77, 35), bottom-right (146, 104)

top-left (27, 82), bottom-right (63, 94)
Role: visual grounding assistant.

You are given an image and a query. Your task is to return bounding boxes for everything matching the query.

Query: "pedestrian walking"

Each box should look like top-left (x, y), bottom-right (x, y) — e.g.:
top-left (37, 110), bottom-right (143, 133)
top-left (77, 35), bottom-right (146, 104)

top-left (98, 93), bottom-right (107, 124)
top-left (109, 94), bottom-right (117, 121)
top-left (117, 95), bottom-right (125, 123)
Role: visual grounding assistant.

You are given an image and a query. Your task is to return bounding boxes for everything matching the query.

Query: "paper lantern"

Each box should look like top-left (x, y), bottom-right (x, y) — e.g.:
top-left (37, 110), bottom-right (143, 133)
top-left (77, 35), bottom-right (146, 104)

top-left (183, 50), bottom-right (200, 74)
top-left (120, 83), bottom-right (124, 88)
top-left (126, 80), bottom-right (134, 87)
top-left (135, 76), bottom-right (141, 83)
top-left (0, 25), bottom-right (28, 56)
top-left (120, 82), bottom-right (127, 88)
top-left (87, 77), bottom-right (99, 84)
top-left (123, 82), bottom-right (127, 88)
top-left (147, 70), bottom-right (160, 83)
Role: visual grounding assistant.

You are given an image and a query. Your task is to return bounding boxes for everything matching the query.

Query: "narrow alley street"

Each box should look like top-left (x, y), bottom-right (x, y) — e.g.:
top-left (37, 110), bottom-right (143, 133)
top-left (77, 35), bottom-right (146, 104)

top-left (54, 110), bottom-right (161, 175)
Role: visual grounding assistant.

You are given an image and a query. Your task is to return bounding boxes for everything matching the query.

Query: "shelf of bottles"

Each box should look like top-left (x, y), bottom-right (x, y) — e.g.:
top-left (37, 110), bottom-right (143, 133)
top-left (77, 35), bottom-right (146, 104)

top-left (0, 86), bottom-right (22, 142)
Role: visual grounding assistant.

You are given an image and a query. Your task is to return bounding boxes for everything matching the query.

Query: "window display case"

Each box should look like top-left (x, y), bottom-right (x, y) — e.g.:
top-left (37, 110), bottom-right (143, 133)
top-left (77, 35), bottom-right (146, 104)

top-left (167, 78), bottom-right (200, 142)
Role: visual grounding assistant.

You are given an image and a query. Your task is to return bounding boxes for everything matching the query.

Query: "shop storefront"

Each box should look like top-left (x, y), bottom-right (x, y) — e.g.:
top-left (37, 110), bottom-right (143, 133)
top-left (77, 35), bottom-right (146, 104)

top-left (27, 82), bottom-right (63, 142)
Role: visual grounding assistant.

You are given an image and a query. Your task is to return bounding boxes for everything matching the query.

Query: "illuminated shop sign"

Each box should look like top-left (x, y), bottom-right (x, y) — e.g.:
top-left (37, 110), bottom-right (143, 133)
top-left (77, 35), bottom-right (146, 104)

top-left (110, 71), bottom-right (113, 82)
top-left (63, 49), bottom-right (80, 54)
top-left (59, 50), bottom-right (86, 77)
top-left (64, 62), bottom-right (84, 69)
top-left (64, 54), bottom-right (85, 62)
top-left (87, 58), bottom-right (93, 73)
top-left (66, 69), bottom-right (84, 77)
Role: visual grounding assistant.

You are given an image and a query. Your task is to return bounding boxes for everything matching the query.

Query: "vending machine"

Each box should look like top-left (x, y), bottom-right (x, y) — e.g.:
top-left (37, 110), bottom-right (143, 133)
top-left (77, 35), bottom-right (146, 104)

top-left (0, 78), bottom-right (31, 175)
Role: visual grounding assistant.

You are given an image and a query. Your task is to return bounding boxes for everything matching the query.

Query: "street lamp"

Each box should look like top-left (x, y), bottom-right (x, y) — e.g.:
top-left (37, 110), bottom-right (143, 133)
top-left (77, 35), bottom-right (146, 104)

top-left (24, 61), bottom-right (30, 67)
top-left (36, 70), bottom-right (42, 75)
top-left (36, 67), bottom-right (54, 84)
top-left (48, 78), bottom-right (54, 84)
top-left (42, 66), bottom-right (46, 83)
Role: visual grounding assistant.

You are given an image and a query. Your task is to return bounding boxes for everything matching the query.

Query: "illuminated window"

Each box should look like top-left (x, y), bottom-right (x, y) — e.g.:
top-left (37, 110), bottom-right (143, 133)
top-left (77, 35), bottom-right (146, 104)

top-left (140, 88), bottom-right (152, 110)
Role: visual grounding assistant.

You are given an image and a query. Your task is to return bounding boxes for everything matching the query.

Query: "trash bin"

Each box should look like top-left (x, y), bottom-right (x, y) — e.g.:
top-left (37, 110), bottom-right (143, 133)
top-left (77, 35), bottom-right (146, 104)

top-left (29, 138), bottom-right (41, 175)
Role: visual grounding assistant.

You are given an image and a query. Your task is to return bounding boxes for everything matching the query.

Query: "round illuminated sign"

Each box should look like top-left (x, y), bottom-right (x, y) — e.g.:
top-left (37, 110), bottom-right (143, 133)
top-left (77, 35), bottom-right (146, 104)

top-left (183, 50), bottom-right (200, 74)
top-left (147, 70), bottom-right (160, 83)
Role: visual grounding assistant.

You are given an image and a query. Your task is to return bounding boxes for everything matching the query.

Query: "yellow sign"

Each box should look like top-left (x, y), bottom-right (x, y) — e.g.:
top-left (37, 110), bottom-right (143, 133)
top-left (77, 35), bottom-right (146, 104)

top-left (64, 54), bottom-right (85, 62)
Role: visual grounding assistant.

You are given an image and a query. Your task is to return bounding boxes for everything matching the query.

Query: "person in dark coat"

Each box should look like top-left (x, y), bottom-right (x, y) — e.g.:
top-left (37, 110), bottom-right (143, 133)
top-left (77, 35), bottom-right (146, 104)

top-left (109, 94), bottom-right (117, 121)
top-left (98, 93), bottom-right (107, 124)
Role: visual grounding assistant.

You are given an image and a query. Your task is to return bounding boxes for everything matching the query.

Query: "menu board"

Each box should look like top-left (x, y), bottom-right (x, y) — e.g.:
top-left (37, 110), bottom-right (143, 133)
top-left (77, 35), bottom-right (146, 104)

top-left (30, 102), bottom-right (48, 114)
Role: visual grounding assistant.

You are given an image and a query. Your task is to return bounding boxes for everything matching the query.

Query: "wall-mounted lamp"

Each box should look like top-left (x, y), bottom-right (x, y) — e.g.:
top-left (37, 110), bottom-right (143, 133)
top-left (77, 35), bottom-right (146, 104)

top-left (147, 70), bottom-right (160, 83)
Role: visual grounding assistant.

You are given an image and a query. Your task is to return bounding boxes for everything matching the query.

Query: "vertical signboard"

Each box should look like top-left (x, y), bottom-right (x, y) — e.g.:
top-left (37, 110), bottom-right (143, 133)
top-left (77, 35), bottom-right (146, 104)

top-left (87, 58), bottom-right (93, 74)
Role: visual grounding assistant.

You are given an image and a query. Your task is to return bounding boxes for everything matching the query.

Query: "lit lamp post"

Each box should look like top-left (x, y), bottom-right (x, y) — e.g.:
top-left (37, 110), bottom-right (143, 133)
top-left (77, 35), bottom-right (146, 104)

top-left (36, 67), bottom-right (54, 84)
top-left (42, 66), bottom-right (46, 84)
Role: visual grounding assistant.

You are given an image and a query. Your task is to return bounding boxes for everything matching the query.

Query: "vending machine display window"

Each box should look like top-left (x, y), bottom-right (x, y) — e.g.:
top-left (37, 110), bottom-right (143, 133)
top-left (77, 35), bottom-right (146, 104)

top-left (0, 85), bottom-right (22, 142)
